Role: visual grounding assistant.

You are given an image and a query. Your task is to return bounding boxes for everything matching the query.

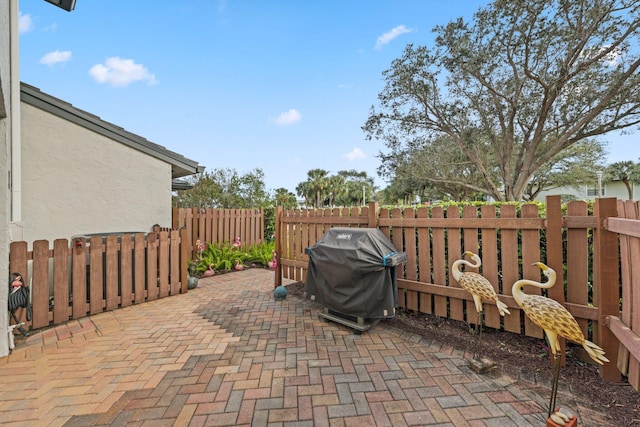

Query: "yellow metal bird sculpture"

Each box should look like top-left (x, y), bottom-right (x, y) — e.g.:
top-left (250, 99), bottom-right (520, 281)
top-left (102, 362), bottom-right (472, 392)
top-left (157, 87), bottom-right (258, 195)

top-left (512, 262), bottom-right (609, 418)
top-left (451, 251), bottom-right (510, 363)
top-left (452, 251), bottom-right (511, 318)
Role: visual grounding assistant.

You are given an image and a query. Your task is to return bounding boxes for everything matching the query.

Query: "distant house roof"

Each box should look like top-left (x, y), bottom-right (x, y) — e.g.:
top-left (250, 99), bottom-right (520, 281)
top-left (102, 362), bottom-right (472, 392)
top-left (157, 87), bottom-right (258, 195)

top-left (20, 82), bottom-right (205, 179)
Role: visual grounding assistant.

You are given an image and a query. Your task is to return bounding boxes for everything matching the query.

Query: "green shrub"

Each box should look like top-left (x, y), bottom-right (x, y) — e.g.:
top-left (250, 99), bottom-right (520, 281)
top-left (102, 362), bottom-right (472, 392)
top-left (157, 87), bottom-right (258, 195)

top-left (195, 239), bottom-right (275, 274)
top-left (244, 240), bottom-right (276, 266)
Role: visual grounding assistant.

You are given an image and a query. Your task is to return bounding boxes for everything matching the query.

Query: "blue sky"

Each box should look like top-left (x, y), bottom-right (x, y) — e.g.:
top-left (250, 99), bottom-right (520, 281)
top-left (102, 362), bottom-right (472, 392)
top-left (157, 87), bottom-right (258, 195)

top-left (18, 0), bottom-right (639, 195)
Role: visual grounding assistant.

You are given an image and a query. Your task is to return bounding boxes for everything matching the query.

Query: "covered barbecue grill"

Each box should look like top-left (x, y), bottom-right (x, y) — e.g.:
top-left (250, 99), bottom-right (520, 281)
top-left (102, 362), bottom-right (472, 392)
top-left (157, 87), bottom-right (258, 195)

top-left (305, 227), bottom-right (406, 332)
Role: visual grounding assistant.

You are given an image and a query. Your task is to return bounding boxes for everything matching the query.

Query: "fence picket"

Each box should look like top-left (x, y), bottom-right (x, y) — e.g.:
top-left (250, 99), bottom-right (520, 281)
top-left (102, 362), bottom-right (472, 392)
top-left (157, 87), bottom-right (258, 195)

top-left (447, 206), bottom-right (464, 322)
top-left (521, 203), bottom-right (544, 339)
top-left (567, 201), bottom-right (590, 338)
top-left (287, 209), bottom-right (296, 279)
top-left (120, 234), bottom-right (133, 307)
top-left (403, 208), bottom-right (418, 311)
top-left (432, 207), bottom-right (447, 318)
top-left (89, 236), bottom-right (103, 314)
top-left (53, 239), bottom-right (69, 324)
top-left (134, 233), bottom-right (146, 304)
top-left (158, 232), bottom-right (170, 298)
top-left (480, 205), bottom-right (501, 329)
top-left (498, 204), bottom-right (521, 334)
top-left (461, 206), bottom-right (481, 325)
top-left (105, 235), bottom-right (119, 311)
top-left (417, 207), bottom-right (432, 315)
top-left (170, 230), bottom-right (180, 295)
top-left (31, 240), bottom-right (49, 328)
top-left (300, 209), bottom-right (309, 283)
top-left (147, 233), bottom-right (158, 301)
top-left (72, 238), bottom-right (87, 319)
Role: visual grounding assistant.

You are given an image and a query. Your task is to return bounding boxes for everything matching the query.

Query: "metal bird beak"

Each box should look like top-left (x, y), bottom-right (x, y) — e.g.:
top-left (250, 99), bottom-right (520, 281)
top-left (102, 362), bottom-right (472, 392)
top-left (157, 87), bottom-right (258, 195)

top-left (532, 262), bottom-right (545, 270)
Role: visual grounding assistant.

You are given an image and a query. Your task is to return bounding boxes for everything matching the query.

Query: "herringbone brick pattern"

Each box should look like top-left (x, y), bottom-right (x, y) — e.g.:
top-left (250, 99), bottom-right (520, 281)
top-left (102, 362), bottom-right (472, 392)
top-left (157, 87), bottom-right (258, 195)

top-left (0, 269), bottom-right (608, 426)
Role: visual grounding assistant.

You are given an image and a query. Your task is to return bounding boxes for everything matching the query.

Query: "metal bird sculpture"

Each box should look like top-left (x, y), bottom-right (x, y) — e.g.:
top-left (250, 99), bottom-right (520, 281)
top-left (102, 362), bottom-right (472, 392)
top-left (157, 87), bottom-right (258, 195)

top-left (512, 262), bottom-right (609, 419)
top-left (451, 251), bottom-right (510, 365)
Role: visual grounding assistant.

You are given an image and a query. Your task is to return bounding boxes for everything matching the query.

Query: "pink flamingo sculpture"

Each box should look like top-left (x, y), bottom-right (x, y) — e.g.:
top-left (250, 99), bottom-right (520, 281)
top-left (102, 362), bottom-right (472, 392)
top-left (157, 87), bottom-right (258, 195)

top-left (203, 264), bottom-right (215, 277)
top-left (268, 251), bottom-right (278, 270)
top-left (234, 259), bottom-right (244, 271)
top-left (232, 236), bottom-right (241, 250)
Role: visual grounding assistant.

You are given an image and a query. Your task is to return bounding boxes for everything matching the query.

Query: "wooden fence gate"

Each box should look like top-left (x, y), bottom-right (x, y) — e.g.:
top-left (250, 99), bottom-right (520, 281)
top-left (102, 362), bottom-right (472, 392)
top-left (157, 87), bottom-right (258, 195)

top-left (9, 229), bottom-right (189, 329)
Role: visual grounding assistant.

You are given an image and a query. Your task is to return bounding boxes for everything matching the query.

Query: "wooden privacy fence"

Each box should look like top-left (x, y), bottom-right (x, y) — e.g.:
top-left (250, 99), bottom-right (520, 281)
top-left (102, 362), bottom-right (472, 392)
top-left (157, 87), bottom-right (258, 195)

top-left (172, 207), bottom-right (265, 259)
top-left (8, 229), bottom-right (189, 330)
top-left (275, 196), bottom-right (639, 389)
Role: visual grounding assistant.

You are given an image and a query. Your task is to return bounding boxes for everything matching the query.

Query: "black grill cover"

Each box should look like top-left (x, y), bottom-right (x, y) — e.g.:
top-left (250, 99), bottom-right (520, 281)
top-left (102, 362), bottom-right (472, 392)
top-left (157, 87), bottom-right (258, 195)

top-left (305, 228), bottom-right (406, 319)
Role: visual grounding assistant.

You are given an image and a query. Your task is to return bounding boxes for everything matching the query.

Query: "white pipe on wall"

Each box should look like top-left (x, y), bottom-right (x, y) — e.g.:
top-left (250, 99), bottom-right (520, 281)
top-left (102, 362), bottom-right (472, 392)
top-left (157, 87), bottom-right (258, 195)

top-left (9, 0), bottom-right (21, 225)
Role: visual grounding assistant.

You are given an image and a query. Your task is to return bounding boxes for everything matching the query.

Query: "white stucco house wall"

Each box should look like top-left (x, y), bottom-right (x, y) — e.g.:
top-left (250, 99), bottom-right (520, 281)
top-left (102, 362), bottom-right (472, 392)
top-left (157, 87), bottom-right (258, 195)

top-left (17, 83), bottom-right (203, 243)
top-left (534, 180), bottom-right (639, 202)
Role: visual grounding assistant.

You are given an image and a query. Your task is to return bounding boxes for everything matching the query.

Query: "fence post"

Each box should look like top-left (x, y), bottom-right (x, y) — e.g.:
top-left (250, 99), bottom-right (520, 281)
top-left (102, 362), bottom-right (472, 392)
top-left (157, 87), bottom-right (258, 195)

top-left (546, 195), bottom-right (567, 366)
top-left (274, 206), bottom-right (283, 288)
top-left (368, 201), bottom-right (378, 228)
top-left (594, 197), bottom-right (622, 382)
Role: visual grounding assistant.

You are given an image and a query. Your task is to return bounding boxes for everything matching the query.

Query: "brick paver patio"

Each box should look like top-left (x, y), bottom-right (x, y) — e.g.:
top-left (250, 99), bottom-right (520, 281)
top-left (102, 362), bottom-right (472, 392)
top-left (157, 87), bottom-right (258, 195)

top-left (0, 269), bottom-right (609, 426)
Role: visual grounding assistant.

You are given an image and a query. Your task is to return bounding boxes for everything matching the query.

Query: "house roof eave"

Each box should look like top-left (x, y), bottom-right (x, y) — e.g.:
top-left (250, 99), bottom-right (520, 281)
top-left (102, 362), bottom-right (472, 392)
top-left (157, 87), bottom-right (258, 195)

top-left (20, 82), bottom-right (205, 178)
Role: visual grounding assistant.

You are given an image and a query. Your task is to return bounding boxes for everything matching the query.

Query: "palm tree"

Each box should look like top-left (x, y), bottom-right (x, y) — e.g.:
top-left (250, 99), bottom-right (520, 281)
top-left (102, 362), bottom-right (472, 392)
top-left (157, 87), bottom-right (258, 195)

top-left (273, 188), bottom-right (298, 209)
top-left (306, 168), bottom-right (330, 208)
top-left (295, 182), bottom-right (312, 208)
top-left (327, 175), bottom-right (347, 207)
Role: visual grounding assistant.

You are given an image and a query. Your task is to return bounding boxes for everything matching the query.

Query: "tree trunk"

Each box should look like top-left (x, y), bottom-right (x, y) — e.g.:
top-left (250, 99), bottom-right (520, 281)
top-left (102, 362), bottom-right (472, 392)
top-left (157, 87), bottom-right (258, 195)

top-left (623, 178), bottom-right (632, 200)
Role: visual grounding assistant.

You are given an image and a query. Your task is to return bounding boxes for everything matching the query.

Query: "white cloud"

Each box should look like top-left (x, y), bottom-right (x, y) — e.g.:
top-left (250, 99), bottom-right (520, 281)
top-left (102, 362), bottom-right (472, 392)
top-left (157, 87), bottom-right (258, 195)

top-left (43, 22), bottom-right (58, 32)
top-left (375, 25), bottom-right (413, 50)
top-left (19, 12), bottom-right (33, 34)
top-left (582, 44), bottom-right (623, 67)
top-left (39, 50), bottom-right (72, 66)
top-left (599, 46), bottom-right (622, 67)
top-left (344, 147), bottom-right (366, 161)
top-left (271, 109), bottom-right (302, 126)
top-left (89, 57), bottom-right (158, 87)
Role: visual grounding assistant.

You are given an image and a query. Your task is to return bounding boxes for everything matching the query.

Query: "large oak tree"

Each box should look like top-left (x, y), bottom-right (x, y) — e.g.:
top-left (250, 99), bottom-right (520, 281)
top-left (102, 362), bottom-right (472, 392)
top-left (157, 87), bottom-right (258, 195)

top-left (364, 0), bottom-right (640, 201)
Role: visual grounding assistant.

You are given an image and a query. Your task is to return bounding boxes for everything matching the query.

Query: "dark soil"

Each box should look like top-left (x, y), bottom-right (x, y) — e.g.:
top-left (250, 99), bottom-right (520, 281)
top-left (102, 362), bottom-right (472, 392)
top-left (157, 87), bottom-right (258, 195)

top-left (285, 282), bottom-right (640, 426)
